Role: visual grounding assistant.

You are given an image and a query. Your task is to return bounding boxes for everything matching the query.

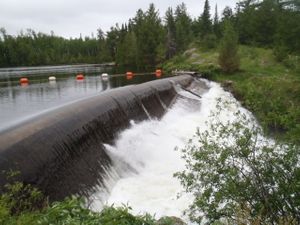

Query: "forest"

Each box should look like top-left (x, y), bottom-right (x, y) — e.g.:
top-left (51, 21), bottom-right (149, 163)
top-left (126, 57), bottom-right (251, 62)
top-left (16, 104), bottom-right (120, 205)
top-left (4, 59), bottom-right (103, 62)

top-left (0, 0), bottom-right (299, 70)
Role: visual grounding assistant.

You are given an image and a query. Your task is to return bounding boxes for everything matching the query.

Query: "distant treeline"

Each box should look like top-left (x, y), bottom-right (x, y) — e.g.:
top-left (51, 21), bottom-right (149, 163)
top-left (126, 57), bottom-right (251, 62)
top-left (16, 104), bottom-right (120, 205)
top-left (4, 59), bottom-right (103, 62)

top-left (0, 0), bottom-right (299, 69)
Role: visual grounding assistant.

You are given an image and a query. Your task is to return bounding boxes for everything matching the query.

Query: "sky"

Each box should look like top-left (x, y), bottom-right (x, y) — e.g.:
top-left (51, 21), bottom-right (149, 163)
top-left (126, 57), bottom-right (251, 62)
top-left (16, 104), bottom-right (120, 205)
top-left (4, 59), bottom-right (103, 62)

top-left (0, 0), bottom-right (237, 39)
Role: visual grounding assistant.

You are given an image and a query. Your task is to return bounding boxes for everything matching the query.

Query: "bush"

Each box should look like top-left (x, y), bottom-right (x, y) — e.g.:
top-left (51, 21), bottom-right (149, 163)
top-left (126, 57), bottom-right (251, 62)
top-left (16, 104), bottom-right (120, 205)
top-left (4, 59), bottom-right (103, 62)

top-left (175, 98), bottom-right (300, 224)
top-left (273, 44), bottom-right (288, 62)
top-left (201, 34), bottom-right (218, 50)
top-left (0, 173), bottom-right (159, 225)
top-left (234, 76), bottom-right (300, 145)
top-left (218, 22), bottom-right (240, 73)
top-left (0, 171), bottom-right (46, 215)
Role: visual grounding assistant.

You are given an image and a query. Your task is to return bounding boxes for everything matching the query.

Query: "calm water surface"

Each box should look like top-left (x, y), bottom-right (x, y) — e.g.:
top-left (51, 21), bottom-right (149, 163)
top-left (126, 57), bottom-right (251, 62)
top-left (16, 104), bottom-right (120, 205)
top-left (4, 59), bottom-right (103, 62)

top-left (0, 69), bottom-right (156, 130)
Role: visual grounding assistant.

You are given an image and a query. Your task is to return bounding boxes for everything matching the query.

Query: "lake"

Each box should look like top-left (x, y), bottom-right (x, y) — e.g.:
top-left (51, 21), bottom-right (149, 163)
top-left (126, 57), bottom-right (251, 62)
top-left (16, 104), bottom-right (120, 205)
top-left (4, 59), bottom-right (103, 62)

top-left (0, 64), bottom-right (158, 130)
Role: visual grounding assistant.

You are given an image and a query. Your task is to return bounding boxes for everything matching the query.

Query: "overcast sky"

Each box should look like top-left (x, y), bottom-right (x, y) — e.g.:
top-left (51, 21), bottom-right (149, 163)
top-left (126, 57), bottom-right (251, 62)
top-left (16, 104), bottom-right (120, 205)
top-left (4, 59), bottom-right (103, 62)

top-left (0, 0), bottom-right (237, 38)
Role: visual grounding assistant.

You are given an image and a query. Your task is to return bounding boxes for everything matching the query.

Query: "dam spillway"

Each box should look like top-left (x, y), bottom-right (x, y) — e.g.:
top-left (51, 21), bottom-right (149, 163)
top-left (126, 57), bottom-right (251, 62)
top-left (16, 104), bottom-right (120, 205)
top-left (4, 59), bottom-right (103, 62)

top-left (0, 75), bottom-right (196, 201)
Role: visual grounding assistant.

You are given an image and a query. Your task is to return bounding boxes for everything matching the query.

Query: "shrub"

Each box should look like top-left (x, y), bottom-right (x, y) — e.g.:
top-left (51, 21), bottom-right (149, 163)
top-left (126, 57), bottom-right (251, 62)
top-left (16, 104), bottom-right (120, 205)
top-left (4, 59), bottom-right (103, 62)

top-left (201, 34), bottom-right (218, 50)
top-left (218, 21), bottom-right (240, 73)
top-left (175, 98), bottom-right (300, 224)
top-left (0, 173), bottom-right (157, 225)
top-left (273, 44), bottom-right (288, 62)
top-left (0, 171), bottom-right (46, 215)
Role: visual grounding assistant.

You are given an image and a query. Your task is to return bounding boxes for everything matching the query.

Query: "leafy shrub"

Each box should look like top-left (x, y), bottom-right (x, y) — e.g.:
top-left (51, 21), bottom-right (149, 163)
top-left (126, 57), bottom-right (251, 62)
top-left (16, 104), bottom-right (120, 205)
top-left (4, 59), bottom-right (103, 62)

top-left (0, 171), bottom-right (46, 215)
top-left (218, 22), bottom-right (240, 73)
top-left (201, 34), bottom-right (218, 50)
top-left (0, 173), bottom-right (158, 225)
top-left (175, 98), bottom-right (300, 224)
top-left (99, 205), bottom-right (155, 225)
top-left (273, 44), bottom-right (288, 62)
top-left (234, 76), bottom-right (300, 145)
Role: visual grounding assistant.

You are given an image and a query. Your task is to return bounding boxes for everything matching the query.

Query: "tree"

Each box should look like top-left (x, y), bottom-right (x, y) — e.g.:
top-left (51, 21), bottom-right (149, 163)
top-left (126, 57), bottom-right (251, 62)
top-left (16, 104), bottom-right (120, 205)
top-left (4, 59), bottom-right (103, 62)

top-left (275, 8), bottom-right (300, 55)
top-left (213, 4), bottom-right (221, 38)
top-left (165, 7), bottom-right (177, 59)
top-left (174, 3), bottom-right (193, 52)
top-left (218, 21), bottom-right (240, 73)
top-left (252, 0), bottom-right (278, 46)
top-left (199, 0), bottom-right (212, 38)
top-left (133, 4), bottom-right (165, 70)
top-left (175, 99), bottom-right (300, 224)
top-left (235, 1), bottom-right (257, 44)
top-left (115, 31), bottom-right (138, 70)
top-left (222, 6), bottom-right (234, 21)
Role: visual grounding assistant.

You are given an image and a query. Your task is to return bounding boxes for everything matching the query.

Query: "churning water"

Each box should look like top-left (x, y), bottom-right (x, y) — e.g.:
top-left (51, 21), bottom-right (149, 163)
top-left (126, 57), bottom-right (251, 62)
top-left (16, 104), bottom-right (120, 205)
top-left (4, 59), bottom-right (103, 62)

top-left (90, 79), bottom-right (258, 223)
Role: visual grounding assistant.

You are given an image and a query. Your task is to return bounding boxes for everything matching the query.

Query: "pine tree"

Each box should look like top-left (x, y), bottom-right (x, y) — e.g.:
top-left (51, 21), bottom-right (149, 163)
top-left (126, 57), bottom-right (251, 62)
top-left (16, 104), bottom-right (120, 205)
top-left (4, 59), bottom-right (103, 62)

top-left (199, 0), bottom-right (212, 38)
top-left (165, 7), bottom-right (177, 59)
top-left (213, 4), bottom-right (221, 38)
top-left (174, 3), bottom-right (192, 52)
top-left (132, 4), bottom-right (165, 70)
top-left (115, 31), bottom-right (138, 70)
top-left (253, 0), bottom-right (278, 46)
top-left (218, 21), bottom-right (240, 73)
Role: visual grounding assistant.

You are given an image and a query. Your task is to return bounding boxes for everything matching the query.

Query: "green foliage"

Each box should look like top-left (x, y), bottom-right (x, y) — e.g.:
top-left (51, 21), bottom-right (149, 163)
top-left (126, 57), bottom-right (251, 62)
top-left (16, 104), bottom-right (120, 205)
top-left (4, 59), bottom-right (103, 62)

top-left (235, 0), bottom-right (300, 54)
top-left (0, 28), bottom-right (111, 67)
top-left (165, 7), bottom-right (177, 59)
top-left (0, 173), bottom-right (180, 225)
top-left (175, 99), bottom-right (300, 224)
top-left (0, 171), bottom-right (46, 216)
top-left (273, 44), bottom-right (289, 62)
top-left (174, 3), bottom-right (193, 53)
top-left (234, 74), bottom-right (300, 145)
top-left (116, 31), bottom-right (138, 70)
top-left (164, 42), bottom-right (299, 144)
top-left (201, 34), bottom-right (218, 50)
top-left (99, 205), bottom-right (155, 225)
top-left (218, 22), bottom-right (240, 73)
top-left (1, 0), bottom-right (300, 69)
top-left (198, 0), bottom-right (212, 38)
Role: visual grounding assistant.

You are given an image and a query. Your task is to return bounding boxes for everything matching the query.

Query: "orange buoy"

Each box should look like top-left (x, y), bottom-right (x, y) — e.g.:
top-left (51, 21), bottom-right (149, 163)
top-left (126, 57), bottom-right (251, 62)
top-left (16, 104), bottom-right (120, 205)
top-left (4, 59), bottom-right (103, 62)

top-left (20, 77), bottom-right (29, 85)
top-left (76, 74), bottom-right (84, 80)
top-left (155, 69), bottom-right (162, 78)
top-left (126, 72), bottom-right (134, 80)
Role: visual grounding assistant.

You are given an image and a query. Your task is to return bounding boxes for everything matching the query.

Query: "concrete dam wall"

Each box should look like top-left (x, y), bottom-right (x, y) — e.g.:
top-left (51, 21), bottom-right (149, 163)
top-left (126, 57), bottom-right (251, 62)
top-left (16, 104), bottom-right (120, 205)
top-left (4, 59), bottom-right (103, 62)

top-left (0, 75), bottom-right (193, 201)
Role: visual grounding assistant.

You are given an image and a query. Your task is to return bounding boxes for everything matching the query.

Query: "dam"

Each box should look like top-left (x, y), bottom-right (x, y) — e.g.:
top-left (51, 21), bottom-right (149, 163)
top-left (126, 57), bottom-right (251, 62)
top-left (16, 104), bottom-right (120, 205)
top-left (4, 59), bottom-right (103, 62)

top-left (0, 74), bottom-right (201, 201)
top-left (0, 70), bottom-right (261, 221)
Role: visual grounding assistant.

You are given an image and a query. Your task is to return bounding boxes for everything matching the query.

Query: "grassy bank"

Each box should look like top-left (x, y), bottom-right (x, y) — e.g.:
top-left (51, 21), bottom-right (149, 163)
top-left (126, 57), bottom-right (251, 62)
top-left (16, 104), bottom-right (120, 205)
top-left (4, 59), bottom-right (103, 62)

top-left (163, 44), bottom-right (300, 144)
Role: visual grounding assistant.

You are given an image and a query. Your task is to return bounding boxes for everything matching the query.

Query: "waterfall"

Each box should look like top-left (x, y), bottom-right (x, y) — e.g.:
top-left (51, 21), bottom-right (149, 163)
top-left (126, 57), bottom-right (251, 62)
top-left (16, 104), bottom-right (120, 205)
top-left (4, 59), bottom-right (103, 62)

top-left (90, 79), bottom-right (261, 223)
top-left (0, 75), bottom-right (194, 201)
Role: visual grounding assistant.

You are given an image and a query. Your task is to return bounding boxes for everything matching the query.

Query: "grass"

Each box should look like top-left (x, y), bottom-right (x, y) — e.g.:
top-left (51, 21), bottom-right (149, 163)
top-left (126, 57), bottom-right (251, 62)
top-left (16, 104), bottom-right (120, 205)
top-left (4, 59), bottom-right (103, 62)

top-left (163, 44), bottom-right (300, 144)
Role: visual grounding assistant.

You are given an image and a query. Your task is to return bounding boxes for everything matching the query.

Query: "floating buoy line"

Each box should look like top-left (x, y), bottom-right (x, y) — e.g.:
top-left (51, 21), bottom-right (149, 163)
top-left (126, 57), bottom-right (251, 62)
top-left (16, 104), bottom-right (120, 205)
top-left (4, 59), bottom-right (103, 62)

top-left (0, 69), bottom-right (166, 86)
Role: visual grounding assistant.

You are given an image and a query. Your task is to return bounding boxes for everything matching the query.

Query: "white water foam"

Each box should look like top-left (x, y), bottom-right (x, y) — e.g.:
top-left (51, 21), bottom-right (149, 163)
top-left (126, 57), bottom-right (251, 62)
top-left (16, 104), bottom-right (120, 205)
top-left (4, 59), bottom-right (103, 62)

top-left (91, 80), bottom-right (260, 222)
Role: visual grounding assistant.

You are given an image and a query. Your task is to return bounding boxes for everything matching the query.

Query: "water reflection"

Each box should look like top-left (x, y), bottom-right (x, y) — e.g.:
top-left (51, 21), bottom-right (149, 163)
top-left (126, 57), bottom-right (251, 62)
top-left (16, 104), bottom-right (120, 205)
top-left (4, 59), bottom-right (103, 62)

top-left (0, 72), bottom-right (158, 130)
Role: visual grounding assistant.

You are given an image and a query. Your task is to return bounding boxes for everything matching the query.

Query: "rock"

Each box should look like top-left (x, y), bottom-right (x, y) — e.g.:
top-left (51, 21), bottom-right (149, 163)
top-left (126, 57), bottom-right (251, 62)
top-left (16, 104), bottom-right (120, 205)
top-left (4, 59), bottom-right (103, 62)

top-left (156, 216), bottom-right (187, 225)
top-left (222, 80), bottom-right (234, 92)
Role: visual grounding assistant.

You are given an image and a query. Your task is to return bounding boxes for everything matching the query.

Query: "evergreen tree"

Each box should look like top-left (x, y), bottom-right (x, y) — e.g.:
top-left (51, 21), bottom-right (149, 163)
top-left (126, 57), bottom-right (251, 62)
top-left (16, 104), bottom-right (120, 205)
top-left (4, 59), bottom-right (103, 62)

top-left (174, 3), bottom-right (193, 52)
top-left (218, 21), bottom-right (240, 73)
top-left (213, 4), bottom-right (221, 38)
top-left (132, 4), bottom-right (165, 70)
top-left (199, 0), bottom-right (212, 38)
top-left (213, 5), bottom-right (219, 26)
top-left (115, 31), bottom-right (138, 70)
top-left (222, 6), bottom-right (234, 22)
top-left (165, 7), bottom-right (177, 59)
top-left (253, 0), bottom-right (278, 46)
top-left (275, 4), bottom-right (300, 55)
top-left (106, 26), bottom-right (121, 61)
top-left (235, 1), bottom-right (257, 44)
